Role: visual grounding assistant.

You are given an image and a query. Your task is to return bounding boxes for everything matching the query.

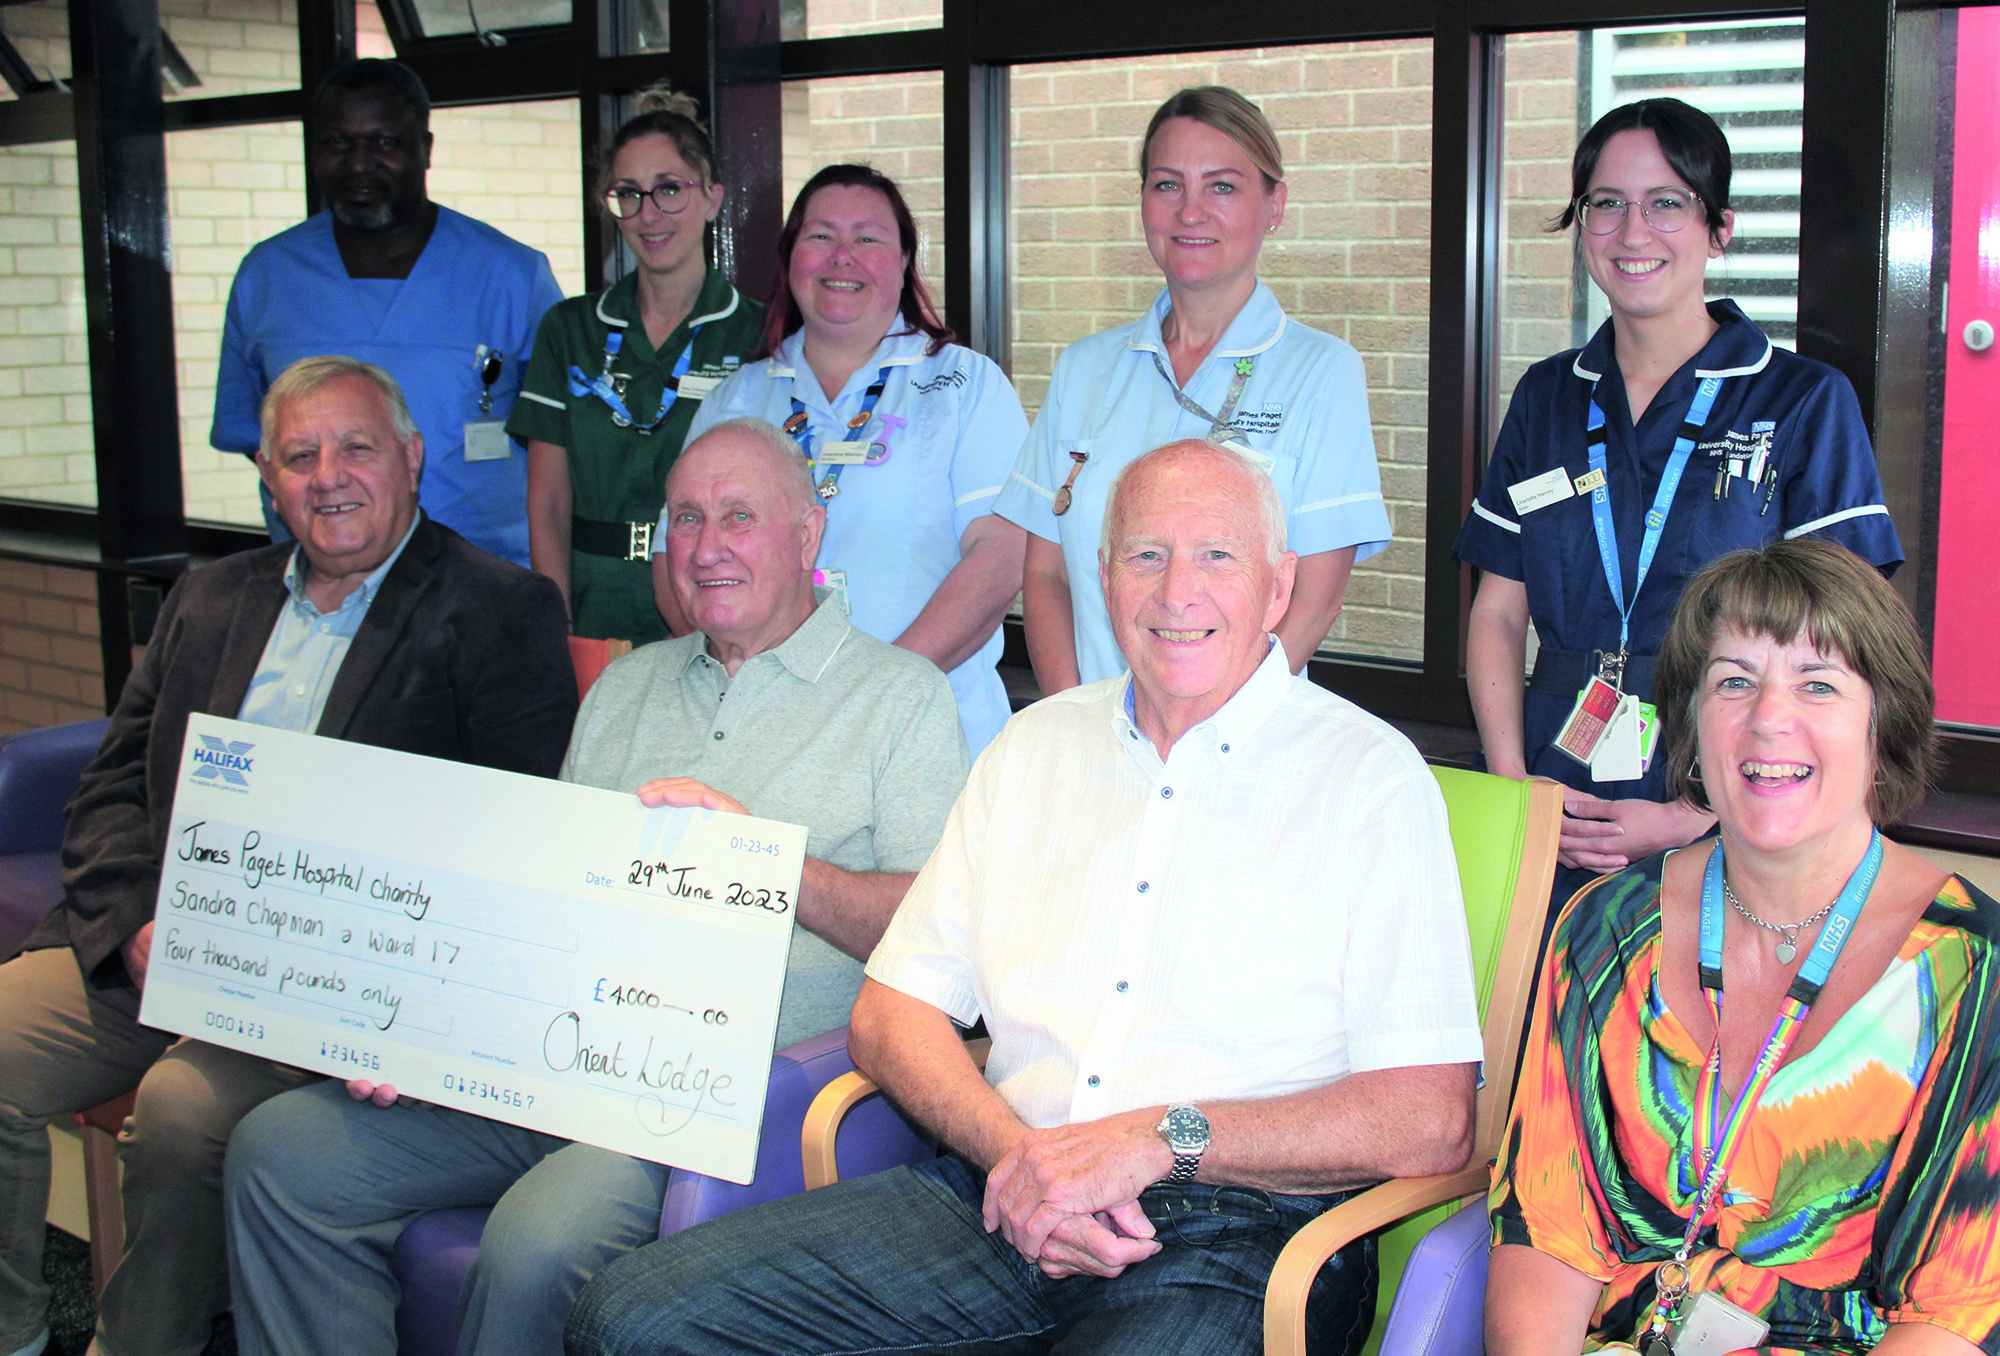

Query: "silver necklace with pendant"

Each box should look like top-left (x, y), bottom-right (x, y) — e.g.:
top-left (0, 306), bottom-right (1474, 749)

top-left (1722, 879), bottom-right (1838, 965)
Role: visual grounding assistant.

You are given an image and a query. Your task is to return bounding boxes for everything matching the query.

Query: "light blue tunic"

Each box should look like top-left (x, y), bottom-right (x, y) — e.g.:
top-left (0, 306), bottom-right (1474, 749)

top-left (669, 323), bottom-right (1028, 755)
top-left (993, 283), bottom-right (1392, 686)
top-left (212, 208), bottom-right (564, 567)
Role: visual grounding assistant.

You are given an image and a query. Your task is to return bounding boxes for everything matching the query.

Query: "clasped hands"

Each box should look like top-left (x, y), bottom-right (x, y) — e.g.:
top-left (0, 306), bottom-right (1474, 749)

top-left (981, 1109), bottom-right (1174, 1280)
top-left (346, 775), bottom-right (744, 1106)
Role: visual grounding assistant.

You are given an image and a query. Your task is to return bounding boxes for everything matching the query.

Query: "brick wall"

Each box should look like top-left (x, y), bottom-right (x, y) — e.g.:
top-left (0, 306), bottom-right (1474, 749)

top-left (0, 143), bottom-right (92, 510)
top-left (1497, 32), bottom-right (1582, 432)
top-left (781, 75), bottom-right (946, 306)
top-left (0, 562), bottom-right (104, 733)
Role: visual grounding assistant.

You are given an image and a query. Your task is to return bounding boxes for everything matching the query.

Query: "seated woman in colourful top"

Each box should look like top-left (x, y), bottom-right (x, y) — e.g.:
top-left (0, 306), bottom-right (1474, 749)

top-left (1488, 538), bottom-right (2000, 1355)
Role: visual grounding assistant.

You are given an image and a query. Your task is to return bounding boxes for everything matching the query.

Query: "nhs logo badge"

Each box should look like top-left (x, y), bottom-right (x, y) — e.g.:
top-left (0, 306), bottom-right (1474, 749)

top-left (191, 735), bottom-right (256, 788)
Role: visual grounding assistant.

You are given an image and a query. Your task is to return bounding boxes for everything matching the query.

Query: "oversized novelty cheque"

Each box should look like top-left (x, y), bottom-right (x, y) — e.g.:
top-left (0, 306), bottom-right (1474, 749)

top-left (138, 714), bottom-right (805, 1184)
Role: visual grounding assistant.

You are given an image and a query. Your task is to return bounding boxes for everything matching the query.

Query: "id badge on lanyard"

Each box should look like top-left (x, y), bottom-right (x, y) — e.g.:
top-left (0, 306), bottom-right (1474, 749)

top-left (1553, 374), bottom-right (1724, 776)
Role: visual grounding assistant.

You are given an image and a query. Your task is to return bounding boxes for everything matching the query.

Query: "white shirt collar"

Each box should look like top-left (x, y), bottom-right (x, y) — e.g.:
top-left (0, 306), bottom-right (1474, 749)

top-left (1113, 637), bottom-right (1293, 760)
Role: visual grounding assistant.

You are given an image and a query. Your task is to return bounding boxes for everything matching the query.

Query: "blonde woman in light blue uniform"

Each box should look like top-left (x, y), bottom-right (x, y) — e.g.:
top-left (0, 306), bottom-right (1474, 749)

top-left (994, 86), bottom-right (1391, 692)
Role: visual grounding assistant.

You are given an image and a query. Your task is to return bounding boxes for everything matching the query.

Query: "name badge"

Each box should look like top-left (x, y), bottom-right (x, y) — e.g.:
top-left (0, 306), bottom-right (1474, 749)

top-left (1223, 443), bottom-right (1278, 476)
top-left (676, 373), bottom-right (722, 401)
top-left (463, 420), bottom-right (511, 463)
top-left (1507, 466), bottom-right (1575, 515)
top-left (816, 440), bottom-right (871, 465)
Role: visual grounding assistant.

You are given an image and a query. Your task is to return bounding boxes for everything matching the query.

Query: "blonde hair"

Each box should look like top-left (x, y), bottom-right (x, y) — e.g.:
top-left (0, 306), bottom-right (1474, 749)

top-left (1140, 86), bottom-right (1284, 188)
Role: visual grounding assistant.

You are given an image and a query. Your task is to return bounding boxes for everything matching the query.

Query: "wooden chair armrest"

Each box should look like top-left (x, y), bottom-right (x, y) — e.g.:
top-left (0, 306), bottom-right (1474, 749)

top-left (1261, 1164), bottom-right (1491, 1356)
top-left (801, 1037), bottom-right (990, 1191)
top-left (802, 1070), bottom-right (883, 1190)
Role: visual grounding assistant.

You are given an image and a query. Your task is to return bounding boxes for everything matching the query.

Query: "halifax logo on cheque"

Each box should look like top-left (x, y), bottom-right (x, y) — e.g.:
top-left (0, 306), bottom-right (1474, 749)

top-left (191, 734), bottom-right (256, 788)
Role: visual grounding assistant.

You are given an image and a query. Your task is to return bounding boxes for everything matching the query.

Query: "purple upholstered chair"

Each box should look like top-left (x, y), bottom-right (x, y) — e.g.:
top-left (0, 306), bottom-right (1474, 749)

top-left (1376, 1198), bottom-right (1490, 1356)
top-left (0, 716), bottom-right (109, 957)
top-left (391, 1023), bottom-right (933, 1356)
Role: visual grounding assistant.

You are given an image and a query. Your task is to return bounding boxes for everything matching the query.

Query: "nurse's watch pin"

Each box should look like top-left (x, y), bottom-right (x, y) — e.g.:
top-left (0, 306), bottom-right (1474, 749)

top-left (1052, 450), bottom-right (1090, 517)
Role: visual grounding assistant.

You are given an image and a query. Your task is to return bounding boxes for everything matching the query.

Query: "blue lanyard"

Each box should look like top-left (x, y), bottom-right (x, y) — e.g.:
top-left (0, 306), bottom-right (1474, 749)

top-left (784, 365), bottom-right (894, 501)
top-left (1584, 373), bottom-right (1723, 661)
top-left (565, 325), bottom-right (701, 435)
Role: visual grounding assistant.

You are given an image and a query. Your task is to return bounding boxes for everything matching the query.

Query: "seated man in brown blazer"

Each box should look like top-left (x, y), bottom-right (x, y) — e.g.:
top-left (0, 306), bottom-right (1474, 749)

top-left (0, 355), bottom-right (577, 1356)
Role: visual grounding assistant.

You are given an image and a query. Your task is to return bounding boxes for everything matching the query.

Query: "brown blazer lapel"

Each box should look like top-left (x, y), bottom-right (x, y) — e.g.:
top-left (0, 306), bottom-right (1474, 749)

top-left (207, 551), bottom-right (292, 716)
top-left (316, 517), bottom-right (441, 739)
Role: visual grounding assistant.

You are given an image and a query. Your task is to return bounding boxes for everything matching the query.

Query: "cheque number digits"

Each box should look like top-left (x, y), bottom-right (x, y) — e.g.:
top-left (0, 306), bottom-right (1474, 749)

top-left (206, 1011), bottom-right (266, 1041)
top-left (441, 1073), bottom-right (533, 1110)
top-left (319, 1041), bottom-right (380, 1072)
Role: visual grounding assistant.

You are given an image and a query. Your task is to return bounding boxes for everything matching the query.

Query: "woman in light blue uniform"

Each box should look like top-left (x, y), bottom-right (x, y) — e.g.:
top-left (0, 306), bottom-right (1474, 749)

top-left (1454, 98), bottom-right (1902, 911)
top-left (666, 164), bottom-right (1028, 754)
top-left (993, 86), bottom-right (1391, 691)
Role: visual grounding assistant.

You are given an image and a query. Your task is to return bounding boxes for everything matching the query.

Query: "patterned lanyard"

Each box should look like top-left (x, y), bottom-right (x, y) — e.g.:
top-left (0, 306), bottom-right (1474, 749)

top-left (782, 365), bottom-right (894, 502)
top-left (564, 325), bottom-right (701, 435)
top-left (1150, 350), bottom-right (1257, 441)
top-left (1641, 832), bottom-right (1882, 1352)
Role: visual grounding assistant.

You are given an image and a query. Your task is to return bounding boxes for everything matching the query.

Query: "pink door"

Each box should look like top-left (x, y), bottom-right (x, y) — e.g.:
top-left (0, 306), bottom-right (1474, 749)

top-left (1934, 7), bottom-right (2000, 727)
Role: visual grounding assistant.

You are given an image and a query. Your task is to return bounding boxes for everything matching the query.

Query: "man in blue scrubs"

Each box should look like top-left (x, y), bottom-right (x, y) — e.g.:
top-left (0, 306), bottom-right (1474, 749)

top-left (211, 58), bottom-right (563, 567)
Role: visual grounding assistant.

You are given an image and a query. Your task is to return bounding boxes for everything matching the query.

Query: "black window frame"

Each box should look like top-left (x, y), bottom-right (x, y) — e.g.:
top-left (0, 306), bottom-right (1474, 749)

top-left (0, 0), bottom-right (1992, 802)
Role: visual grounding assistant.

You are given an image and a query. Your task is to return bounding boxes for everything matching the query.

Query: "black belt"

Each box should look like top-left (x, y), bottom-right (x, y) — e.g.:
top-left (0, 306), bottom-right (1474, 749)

top-left (1528, 647), bottom-right (1656, 701)
top-left (572, 515), bottom-right (654, 561)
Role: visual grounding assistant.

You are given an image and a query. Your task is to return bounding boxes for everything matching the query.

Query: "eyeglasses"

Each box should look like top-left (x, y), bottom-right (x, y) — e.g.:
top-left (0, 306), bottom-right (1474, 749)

top-left (605, 179), bottom-right (703, 218)
top-left (1575, 190), bottom-right (1703, 235)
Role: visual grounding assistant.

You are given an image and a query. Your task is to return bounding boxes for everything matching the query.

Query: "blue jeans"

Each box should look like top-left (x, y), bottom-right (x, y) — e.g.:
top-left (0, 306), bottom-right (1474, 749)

top-left (566, 1154), bottom-right (1376, 1355)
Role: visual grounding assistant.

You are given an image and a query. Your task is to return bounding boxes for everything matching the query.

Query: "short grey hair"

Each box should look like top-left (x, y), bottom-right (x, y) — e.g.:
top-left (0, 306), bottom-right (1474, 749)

top-left (1099, 439), bottom-right (1287, 566)
top-left (259, 355), bottom-right (417, 457)
top-left (677, 416), bottom-right (818, 520)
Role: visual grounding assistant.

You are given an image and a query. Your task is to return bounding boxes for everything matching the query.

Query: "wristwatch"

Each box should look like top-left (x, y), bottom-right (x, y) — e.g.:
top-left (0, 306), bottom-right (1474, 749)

top-left (1155, 1104), bottom-right (1210, 1184)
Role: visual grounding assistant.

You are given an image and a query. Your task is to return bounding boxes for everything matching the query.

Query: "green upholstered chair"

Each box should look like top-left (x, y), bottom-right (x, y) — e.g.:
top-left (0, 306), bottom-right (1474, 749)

top-left (1263, 768), bottom-right (1561, 1356)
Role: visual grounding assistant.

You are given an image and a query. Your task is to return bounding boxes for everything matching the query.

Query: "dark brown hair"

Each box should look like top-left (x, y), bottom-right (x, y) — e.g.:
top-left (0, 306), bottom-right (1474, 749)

top-left (1552, 96), bottom-right (1732, 248)
top-left (755, 163), bottom-right (953, 360)
top-left (1655, 538), bottom-right (1936, 826)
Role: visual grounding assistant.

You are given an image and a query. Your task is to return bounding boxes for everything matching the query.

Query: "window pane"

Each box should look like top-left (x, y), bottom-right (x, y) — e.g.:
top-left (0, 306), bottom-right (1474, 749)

top-left (781, 73), bottom-right (945, 312)
top-left (0, 0), bottom-right (71, 86)
top-left (404, 0), bottom-right (568, 41)
top-left (782, 0), bottom-right (941, 43)
top-left (0, 142), bottom-right (92, 508)
top-left (1009, 44), bottom-right (1433, 663)
top-left (1497, 22), bottom-right (1806, 442)
top-left (429, 99), bottom-right (587, 298)
top-left (161, 0), bottom-right (301, 99)
top-left (169, 123), bottom-right (306, 527)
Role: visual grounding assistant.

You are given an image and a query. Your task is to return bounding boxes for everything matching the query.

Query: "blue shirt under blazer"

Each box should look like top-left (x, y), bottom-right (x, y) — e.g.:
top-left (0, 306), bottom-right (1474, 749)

top-left (994, 283), bottom-right (1393, 687)
top-left (212, 207), bottom-right (565, 567)
top-left (676, 323), bottom-right (1029, 755)
top-left (1454, 298), bottom-right (1903, 808)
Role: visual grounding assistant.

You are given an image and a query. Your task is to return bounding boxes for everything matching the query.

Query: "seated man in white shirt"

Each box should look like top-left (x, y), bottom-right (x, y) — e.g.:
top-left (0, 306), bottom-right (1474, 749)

top-left (563, 438), bottom-right (1484, 1356)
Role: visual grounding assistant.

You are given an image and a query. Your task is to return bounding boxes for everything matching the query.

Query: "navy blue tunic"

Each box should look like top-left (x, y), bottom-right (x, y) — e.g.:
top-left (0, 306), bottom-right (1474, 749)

top-left (1455, 302), bottom-right (1902, 895)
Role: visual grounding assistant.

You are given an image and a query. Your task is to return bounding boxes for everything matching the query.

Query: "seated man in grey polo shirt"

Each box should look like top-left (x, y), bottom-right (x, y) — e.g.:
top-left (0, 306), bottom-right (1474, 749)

top-left (225, 416), bottom-right (970, 1356)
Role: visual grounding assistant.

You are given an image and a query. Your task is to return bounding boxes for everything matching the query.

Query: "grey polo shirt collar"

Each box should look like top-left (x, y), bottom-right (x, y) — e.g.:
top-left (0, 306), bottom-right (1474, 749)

top-left (677, 587), bottom-right (853, 688)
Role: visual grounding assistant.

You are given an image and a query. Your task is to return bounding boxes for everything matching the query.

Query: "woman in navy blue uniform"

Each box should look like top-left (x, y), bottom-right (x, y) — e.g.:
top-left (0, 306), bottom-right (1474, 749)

top-left (1455, 98), bottom-right (1903, 910)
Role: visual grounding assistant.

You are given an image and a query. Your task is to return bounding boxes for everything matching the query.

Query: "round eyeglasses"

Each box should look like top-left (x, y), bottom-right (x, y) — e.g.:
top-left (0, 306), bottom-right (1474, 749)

top-left (1576, 190), bottom-right (1703, 235)
top-left (605, 179), bottom-right (702, 219)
